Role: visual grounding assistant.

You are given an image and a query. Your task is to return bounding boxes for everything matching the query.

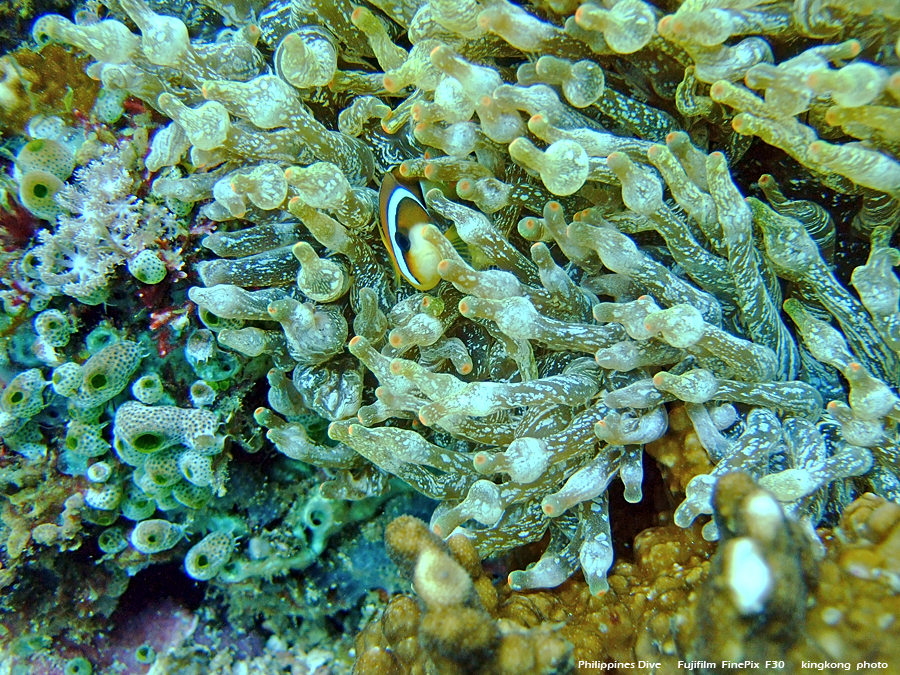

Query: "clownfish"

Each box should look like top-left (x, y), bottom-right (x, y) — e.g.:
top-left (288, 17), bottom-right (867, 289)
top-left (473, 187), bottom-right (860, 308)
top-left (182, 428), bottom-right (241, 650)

top-left (378, 170), bottom-right (444, 291)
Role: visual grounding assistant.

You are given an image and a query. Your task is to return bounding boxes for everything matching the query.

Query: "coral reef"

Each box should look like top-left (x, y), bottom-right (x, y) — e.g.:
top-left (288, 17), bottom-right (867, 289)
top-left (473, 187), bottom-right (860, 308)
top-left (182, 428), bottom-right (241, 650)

top-left (692, 473), bottom-right (900, 673)
top-left (0, 0), bottom-right (899, 671)
top-left (354, 480), bottom-right (900, 675)
top-left (354, 515), bottom-right (575, 675)
top-left (29, 143), bottom-right (182, 303)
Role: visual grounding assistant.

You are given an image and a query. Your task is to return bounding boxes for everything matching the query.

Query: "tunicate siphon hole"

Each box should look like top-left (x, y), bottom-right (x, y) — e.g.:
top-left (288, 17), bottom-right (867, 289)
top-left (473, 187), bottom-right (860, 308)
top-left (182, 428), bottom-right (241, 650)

top-left (133, 433), bottom-right (163, 453)
top-left (64, 656), bottom-right (92, 675)
top-left (51, 362), bottom-right (81, 397)
top-left (134, 644), bottom-right (155, 664)
top-left (97, 527), bottom-right (128, 554)
top-left (121, 492), bottom-right (156, 521)
top-left (89, 373), bottom-right (108, 390)
top-left (184, 531), bottom-right (234, 580)
top-left (18, 169), bottom-right (63, 220)
top-left (132, 374), bottom-right (164, 405)
top-left (86, 461), bottom-right (112, 483)
top-left (85, 326), bottom-right (119, 353)
top-left (17, 136), bottom-right (75, 181)
top-left (189, 380), bottom-right (216, 408)
top-left (198, 308), bottom-right (220, 328)
top-left (38, 312), bottom-right (67, 348)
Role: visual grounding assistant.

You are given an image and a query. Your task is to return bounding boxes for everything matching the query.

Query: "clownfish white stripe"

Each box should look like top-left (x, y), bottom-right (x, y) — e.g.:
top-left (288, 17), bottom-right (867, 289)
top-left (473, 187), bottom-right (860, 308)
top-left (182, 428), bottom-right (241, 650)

top-left (385, 184), bottom-right (425, 285)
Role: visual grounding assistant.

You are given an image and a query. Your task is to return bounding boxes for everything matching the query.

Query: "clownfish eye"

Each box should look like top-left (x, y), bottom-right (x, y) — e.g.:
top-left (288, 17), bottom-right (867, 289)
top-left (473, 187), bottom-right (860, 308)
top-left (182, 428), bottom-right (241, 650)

top-left (394, 230), bottom-right (410, 253)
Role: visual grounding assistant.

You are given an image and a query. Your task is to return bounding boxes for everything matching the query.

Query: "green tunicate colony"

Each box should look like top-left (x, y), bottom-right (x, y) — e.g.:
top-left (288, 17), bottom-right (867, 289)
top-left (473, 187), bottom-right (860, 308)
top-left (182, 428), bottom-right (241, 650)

top-left (0, 320), bottom-right (239, 585)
